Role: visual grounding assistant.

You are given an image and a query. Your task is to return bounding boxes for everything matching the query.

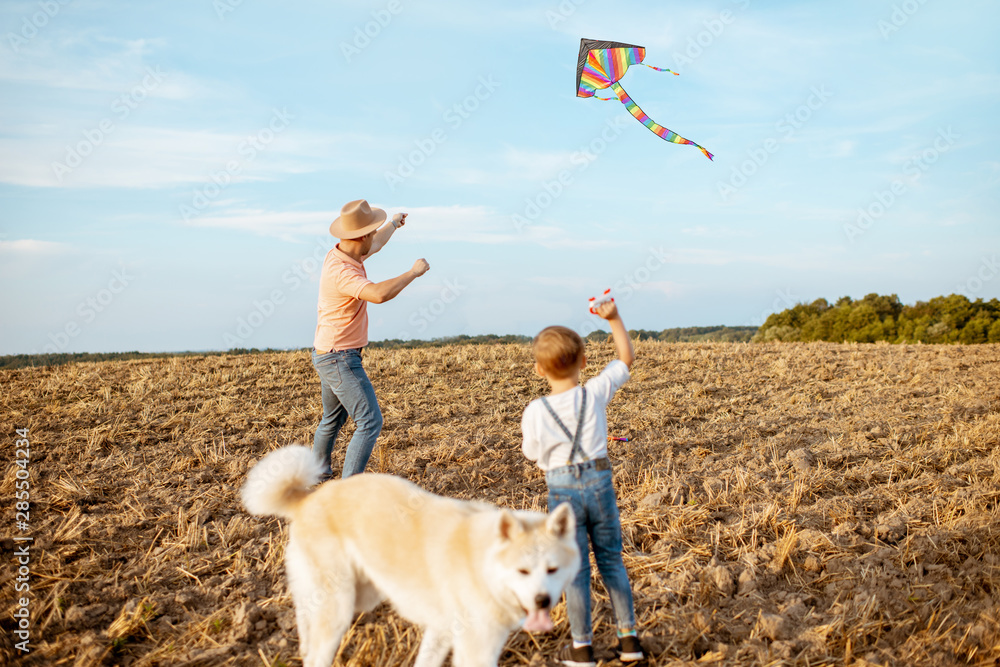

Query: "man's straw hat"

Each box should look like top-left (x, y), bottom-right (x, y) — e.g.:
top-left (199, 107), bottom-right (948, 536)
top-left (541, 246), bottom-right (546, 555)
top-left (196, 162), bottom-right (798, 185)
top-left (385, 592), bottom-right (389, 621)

top-left (329, 199), bottom-right (386, 239)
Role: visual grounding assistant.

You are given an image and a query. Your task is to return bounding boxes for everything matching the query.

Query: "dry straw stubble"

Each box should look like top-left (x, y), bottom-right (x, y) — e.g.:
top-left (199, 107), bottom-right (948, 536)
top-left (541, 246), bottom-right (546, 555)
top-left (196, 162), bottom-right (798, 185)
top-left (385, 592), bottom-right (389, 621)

top-left (1, 341), bottom-right (999, 665)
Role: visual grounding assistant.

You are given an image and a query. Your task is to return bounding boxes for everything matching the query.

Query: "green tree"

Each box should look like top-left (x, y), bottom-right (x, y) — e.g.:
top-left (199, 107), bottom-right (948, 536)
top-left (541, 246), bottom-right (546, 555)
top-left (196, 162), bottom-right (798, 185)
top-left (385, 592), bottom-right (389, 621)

top-left (959, 312), bottom-right (993, 344)
top-left (752, 292), bottom-right (999, 345)
top-left (989, 319), bottom-right (1000, 343)
top-left (846, 303), bottom-right (880, 342)
top-left (860, 293), bottom-right (903, 320)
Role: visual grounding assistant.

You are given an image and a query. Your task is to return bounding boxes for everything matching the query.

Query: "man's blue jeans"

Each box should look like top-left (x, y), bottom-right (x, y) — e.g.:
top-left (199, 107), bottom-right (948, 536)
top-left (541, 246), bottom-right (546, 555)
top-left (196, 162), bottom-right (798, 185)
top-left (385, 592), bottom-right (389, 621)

top-left (311, 348), bottom-right (383, 478)
top-left (546, 461), bottom-right (637, 643)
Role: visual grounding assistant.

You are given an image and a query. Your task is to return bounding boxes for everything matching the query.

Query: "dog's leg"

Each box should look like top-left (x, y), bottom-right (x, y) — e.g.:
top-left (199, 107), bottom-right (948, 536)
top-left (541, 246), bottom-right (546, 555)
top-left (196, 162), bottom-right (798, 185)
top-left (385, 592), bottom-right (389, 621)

top-left (302, 579), bottom-right (355, 667)
top-left (287, 537), bottom-right (356, 667)
top-left (353, 573), bottom-right (384, 614)
top-left (285, 538), bottom-right (316, 658)
top-left (451, 627), bottom-right (508, 667)
top-left (413, 627), bottom-right (452, 667)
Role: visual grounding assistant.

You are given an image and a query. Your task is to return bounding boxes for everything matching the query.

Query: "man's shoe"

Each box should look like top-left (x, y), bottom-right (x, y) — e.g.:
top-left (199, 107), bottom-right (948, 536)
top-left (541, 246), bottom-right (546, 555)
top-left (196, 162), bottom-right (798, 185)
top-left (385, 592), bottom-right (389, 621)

top-left (558, 643), bottom-right (596, 667)
top-left (616, 635), bottom-right (645, 662)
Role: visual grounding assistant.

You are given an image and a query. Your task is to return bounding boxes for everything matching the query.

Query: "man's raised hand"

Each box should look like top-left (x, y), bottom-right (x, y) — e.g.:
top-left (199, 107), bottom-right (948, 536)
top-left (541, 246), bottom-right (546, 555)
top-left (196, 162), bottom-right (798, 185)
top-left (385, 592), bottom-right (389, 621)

top-left (411, 258), bottom-right (430, 276)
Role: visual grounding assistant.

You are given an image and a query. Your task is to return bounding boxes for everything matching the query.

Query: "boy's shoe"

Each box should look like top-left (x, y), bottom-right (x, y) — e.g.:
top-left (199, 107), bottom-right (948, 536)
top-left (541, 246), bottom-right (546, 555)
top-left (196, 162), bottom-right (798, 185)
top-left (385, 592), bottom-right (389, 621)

top-left (558, 643), bottom-right (596, 667)
top-left (616, 635), bottom-right (645, 662)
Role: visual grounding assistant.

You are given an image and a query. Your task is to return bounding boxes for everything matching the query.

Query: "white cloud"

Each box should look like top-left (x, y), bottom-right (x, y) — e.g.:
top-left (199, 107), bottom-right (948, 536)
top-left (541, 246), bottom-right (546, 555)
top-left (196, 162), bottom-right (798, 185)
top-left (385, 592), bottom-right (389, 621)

top-left (180, 203), bottom-right (512, 244)
top-left (983, 161), bottom-right (1000, 188)
top-left (643, 280), bottom-right (684, 297)
top-left (810, 139), bottom-right (857, 159)
top-left (375, 204), bottom-right (534, 245)
top-left (527, 275), bottom-right (585, 289)
top-left (0, 32), bottom-right (208, 99)
top-left (391, 204), bottom-right (634, 250)
top-left (0, 124), bottom-right (358, 189)
top-left (0, 239), bottom-right (72, 254)
top-left (182, 208), bottom-right (337, 242)
top-left (500, 146), bottom-right (577, 182)
top-left (680, 225), bottom-right (754, 238)
top-left (669, 246), bottom-right (846, 270)
top-left (180, 202), bottom-right (631, 250)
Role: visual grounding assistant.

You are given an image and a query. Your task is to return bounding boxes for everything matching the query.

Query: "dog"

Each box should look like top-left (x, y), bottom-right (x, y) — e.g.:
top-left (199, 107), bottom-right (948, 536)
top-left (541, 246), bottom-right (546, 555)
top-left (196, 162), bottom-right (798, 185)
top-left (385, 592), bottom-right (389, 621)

top-left (241, 445), bottom-right (580, 667)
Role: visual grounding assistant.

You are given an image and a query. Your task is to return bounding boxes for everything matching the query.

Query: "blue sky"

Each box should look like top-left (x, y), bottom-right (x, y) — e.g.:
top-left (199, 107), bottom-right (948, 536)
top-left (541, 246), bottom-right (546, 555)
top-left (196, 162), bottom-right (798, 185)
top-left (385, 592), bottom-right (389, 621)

top-left (1, 0), bottom-right (998, 354)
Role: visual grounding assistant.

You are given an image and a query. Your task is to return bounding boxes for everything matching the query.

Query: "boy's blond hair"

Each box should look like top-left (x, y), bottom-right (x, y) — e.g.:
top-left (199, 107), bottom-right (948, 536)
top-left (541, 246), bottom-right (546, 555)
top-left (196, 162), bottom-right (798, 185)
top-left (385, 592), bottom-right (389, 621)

top-left (533, 326), bottom-right (585, 379)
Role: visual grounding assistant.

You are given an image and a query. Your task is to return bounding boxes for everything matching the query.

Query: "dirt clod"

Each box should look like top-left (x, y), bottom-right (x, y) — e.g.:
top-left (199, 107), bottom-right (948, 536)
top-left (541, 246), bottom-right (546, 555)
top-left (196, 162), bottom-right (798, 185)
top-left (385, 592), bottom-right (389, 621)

top-left (757, 613), bottom-right (787, 641)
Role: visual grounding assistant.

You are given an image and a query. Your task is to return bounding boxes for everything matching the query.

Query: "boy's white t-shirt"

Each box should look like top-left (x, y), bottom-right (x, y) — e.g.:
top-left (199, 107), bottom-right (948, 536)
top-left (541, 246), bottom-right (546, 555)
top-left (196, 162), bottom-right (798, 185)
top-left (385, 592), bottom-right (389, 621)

top-left (521, 360), bottom-right (630, 471)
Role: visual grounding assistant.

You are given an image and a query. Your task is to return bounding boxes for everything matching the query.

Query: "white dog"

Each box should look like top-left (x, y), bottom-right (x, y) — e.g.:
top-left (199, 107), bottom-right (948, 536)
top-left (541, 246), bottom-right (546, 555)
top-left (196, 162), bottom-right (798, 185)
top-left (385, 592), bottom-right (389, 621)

top-left (241, 446), bottom-right (580, 667)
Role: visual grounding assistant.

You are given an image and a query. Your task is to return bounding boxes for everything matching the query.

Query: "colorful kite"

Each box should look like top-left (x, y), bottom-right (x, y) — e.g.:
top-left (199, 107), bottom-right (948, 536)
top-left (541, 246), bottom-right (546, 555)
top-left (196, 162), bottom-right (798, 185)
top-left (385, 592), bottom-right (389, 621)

top-left (576, 38), bottom-right (713, 160)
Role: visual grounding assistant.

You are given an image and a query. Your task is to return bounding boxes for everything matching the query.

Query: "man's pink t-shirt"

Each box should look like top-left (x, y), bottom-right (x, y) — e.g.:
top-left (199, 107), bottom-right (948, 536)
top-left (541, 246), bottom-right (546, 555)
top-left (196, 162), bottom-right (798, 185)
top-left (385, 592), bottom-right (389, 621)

top-left (313, 245), bottom-right (375, 352)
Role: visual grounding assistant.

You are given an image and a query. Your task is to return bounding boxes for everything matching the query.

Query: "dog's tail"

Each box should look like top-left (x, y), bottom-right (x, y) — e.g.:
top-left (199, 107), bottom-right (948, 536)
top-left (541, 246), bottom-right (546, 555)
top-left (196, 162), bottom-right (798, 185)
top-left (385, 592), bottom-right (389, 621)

top-left (241, 445), bottom-right (323, 520)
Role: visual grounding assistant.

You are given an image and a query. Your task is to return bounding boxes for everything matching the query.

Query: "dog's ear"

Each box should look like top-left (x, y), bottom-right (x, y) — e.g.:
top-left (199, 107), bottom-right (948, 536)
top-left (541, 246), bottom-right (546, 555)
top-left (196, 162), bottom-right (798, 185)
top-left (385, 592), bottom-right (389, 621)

top-left (546, 503), bottom-right (575, 539)
top-left (499, 510), bottom-right (524, 541)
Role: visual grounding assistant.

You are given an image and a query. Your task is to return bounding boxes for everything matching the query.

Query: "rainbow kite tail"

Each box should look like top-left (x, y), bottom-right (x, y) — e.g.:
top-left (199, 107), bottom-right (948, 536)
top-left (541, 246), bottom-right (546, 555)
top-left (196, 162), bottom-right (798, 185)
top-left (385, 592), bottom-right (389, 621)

top-left (641, 63), bottom-right (680, 75)
top-left (609, 81), bottom-right (714, 160)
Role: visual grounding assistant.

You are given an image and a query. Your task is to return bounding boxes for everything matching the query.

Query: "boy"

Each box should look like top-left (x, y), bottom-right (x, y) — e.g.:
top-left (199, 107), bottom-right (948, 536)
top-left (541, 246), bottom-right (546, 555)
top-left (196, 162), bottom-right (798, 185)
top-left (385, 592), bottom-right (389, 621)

top-left (521, 301), bottom-right (643, 667)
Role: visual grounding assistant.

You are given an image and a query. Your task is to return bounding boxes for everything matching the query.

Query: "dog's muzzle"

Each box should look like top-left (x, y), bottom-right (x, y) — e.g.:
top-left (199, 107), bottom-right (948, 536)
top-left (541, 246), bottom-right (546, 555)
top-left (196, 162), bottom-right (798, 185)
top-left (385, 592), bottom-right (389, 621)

top-left (522, 595), bottom-right (555, 633)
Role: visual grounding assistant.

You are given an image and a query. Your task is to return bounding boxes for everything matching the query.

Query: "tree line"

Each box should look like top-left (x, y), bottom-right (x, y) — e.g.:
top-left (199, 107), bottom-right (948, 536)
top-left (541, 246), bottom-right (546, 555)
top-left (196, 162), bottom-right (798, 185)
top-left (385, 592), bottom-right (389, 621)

top-left (2, 328), bottom-right (762, 369)
top-left (753, 293), bottom-right (1000, 344)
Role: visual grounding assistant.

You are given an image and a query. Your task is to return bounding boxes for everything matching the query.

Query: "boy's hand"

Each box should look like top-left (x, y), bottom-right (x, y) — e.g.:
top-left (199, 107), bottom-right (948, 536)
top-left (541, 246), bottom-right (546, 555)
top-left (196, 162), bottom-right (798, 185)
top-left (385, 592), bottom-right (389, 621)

top-left (594, 300), bottom-right (620, 321)
top-left (596, 300), bottom-right (634, 369)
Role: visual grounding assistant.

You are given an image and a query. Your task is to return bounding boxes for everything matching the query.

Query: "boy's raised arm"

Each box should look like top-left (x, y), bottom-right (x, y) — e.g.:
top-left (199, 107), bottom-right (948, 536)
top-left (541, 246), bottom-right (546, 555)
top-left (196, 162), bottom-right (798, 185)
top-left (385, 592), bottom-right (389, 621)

top-left (594, 301), bottom-right (635, 369)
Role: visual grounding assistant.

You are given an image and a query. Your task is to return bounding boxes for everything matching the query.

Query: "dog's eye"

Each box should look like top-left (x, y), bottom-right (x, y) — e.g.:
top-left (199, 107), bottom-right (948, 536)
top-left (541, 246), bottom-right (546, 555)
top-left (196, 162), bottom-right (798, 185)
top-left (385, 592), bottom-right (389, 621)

top-left (518, 568), bottom-right (530, 576)
top-left (547, 567), bottom-right (558, 574)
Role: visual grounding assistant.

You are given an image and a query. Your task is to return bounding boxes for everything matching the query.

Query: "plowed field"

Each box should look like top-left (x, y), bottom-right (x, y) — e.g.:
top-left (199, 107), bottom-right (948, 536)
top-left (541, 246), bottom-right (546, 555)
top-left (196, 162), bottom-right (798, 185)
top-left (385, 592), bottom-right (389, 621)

top-left (2, 342), bottom-right (999, 666)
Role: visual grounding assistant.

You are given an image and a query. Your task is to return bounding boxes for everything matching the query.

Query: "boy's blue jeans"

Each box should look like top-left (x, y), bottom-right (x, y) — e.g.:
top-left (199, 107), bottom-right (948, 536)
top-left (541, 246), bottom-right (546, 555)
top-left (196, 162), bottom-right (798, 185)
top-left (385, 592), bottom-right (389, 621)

top-left (546, 461), bottom-right (637, 643)
top-left (311, 348), bottom-right (383, 478)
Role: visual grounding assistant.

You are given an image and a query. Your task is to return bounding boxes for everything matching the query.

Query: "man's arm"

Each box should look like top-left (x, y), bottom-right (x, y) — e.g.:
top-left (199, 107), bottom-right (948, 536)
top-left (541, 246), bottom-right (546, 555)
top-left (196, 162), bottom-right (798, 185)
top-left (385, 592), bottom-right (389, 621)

top-left (358, 258), bottom-right (429, 304)
top-left (594, 301), bottom-right (635, 369)
top-left (363, 214), bottom-right (407, 260)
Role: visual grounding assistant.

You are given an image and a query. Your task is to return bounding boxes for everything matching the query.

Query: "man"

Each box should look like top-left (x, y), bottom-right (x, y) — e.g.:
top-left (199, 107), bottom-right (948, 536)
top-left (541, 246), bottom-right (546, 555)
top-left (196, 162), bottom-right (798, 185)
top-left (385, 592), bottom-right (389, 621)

top-left (312, 198), bottom-right (429, 479)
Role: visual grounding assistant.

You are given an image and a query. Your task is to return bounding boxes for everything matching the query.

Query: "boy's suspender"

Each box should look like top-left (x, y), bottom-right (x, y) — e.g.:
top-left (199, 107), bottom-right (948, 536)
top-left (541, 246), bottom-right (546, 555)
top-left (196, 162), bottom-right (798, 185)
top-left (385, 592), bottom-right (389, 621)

top-left (539, 388), bottom-right (588, 464)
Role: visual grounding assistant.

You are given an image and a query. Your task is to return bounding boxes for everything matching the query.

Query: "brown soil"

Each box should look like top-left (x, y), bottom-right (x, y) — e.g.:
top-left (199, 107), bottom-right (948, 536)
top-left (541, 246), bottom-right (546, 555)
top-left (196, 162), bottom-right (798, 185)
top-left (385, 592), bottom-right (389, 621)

top-left (2, 342), bottom-right (999, 666)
